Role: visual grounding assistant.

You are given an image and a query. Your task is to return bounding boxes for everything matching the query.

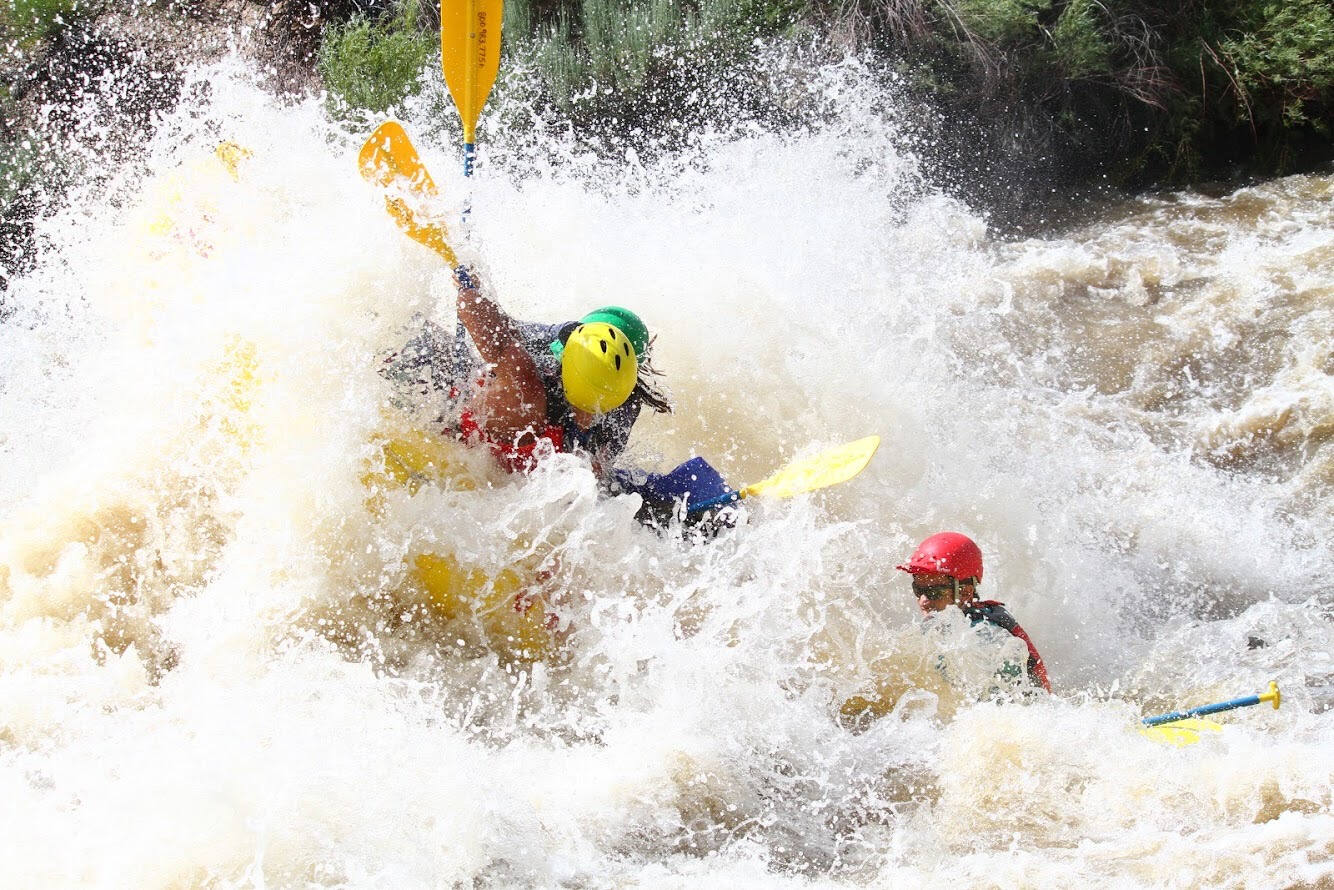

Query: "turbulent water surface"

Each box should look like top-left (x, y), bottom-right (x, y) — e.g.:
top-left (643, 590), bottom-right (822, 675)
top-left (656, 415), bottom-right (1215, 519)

top-left (1, 59), bottom-right (1331, 888)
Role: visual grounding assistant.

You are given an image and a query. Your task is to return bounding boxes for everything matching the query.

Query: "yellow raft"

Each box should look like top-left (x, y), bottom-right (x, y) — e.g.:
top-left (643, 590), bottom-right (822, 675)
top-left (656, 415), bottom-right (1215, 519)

top-left (363, 425), bottom-right (561, 663)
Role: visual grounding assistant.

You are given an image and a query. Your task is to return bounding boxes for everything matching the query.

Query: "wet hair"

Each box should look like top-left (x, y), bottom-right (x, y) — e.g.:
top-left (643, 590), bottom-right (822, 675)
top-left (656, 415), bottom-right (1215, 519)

top-left (555, 320), bottom-right (580, 346)
top-left (633, 334), bottom-right (672, 414)
top-left (634, 371), bottom-right (672, 414)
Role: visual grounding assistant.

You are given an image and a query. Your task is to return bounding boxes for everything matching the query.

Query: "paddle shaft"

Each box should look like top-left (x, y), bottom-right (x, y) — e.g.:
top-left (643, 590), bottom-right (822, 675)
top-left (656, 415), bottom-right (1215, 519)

top-left (461, 5), bottom-right (475, 178)
top-left (1142, 682), bottom-right (1280, 726)
top-left (688, 490), bottom-right (740, 514)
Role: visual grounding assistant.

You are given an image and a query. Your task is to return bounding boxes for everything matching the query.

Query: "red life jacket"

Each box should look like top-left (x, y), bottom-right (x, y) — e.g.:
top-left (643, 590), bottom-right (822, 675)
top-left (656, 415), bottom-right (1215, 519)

top-left (966, 600), bottom-right (1052, 692)
top-left (458, 409), bottom-right (565, 474)
top-left (451, 374), bottom-right (567, 474)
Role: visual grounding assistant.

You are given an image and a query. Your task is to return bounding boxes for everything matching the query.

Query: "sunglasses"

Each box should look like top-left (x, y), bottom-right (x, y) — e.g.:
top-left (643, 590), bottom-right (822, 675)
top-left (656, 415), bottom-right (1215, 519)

top-left (911, 581), bottom-right (956, 601)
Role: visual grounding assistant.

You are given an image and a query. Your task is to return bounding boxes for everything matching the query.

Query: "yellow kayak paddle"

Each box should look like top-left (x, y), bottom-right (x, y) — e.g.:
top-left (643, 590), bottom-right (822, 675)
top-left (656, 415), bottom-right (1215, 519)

top-left (362, 0), bottom-right (504, 258)
top-left (358, 120), bottom-right (459, 266)
top-left (441, 0), bottom-right (503, 176)
top-left (1138, 717), bottom-right (1224, 748)
top-left (689, 435), bottom-right (881, 513)
top-left (1138, 682), bottom-right (1281, 747)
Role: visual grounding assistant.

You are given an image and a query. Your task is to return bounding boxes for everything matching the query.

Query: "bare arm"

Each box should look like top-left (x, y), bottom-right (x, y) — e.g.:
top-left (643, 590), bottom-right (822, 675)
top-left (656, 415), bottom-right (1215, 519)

top-left (453, 267), bottom-right (549, 440)
top-left (455, 268), bottom-right (523, 365)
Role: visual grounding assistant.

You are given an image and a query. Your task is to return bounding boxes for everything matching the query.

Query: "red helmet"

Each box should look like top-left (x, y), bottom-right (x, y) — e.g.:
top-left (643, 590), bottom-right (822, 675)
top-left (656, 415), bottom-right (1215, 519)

top-left (896, 532), bottom-right (983, 582)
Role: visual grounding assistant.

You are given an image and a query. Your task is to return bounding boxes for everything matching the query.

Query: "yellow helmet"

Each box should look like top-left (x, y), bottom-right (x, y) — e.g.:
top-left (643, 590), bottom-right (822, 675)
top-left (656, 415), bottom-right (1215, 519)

top-left (561, 322), bottom-right (638, 414)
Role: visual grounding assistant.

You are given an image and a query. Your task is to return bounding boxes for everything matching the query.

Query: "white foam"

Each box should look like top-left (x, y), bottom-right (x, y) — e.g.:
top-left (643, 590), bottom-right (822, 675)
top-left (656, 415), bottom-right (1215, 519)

top-left (0, 57), bottom-right (1330, 888)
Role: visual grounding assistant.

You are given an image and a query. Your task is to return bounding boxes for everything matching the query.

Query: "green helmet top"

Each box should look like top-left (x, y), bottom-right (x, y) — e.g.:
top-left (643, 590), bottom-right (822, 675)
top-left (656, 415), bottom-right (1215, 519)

top-left (550, 306), bottom-right (650, 365)
top-left (579, 307), bottom-right (648, 362)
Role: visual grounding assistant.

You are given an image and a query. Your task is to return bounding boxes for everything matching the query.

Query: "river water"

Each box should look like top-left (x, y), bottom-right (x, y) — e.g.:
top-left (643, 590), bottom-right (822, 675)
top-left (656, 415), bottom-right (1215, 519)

top-left (1, 59), bottom-right (1331, 888)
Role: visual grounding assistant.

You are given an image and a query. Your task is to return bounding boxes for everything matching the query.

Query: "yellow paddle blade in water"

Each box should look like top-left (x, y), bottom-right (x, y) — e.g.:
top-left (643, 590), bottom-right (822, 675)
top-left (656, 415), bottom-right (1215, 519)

top-left (358, 120), bottom-right (438, 194)
top-left (1139, 718), bottom-right (1224, 747)
top-left (214, 141), bottom-right (252, 181)
top-left (358, 120), bottom-right (458, 266)
top-left (741, 435), bottom-right (881, 500)
top-left (441, 0), bottom-right (503, 146)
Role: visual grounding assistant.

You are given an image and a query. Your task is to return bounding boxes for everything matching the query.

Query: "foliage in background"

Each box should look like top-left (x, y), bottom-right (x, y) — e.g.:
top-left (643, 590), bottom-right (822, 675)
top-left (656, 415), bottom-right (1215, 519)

top-left (1, 0), bottom-right (94, 290)
top-left (1047, 0), bottom-right (1113, 79)
top-left (0, 0), bottom-right (98, 48)
top-left (858, 0), bottom-right (1182, 190)
top-left (313, 0), bottom-right (1329, 190)
top-left (318, 0), bottom-right (435, 117)
top-left (823, 0), bottom-right (1334, 188)
top-left (498, 0), bottom-right (809, 137)
top-left (1219, 0), bottom-right (1334, 133)
top-left (0, 0), bottom-right (1328, 246)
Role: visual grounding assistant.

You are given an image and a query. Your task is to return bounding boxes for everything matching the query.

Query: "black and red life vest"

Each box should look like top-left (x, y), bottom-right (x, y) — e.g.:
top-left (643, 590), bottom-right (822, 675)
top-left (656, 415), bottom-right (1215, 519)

top-left (964, 600), bottom-right (1052, 692)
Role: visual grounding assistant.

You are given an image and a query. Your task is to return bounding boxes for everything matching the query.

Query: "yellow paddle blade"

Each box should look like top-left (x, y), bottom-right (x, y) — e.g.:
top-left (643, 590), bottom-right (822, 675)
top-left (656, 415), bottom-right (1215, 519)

top-left (1139, 718), bottom-right (1224, 748)
top-left (441, 0), bottom-right (504, 145)
top-left (358, 121), bottom-right (458, 266)
top-left (740, 435), bottom-right (881, 500)
top-left (358, 120), bottom-right (437, 194)
top-left (214, 141), bottom-right (252, 181)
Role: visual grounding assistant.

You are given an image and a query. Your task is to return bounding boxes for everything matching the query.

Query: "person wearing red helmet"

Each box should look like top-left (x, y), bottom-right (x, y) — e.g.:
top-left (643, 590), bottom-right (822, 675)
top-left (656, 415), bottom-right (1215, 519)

top-left (840, 531), bottom-right (1051, 729)
top-left (897, 532), bottom-right (1051, 692)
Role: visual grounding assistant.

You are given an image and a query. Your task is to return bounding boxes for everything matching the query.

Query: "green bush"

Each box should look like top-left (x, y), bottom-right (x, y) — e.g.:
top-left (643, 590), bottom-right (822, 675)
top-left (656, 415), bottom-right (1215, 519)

top-left (839, 0), bottom-right (1333, 184)
top-left (948, 0), bottom-right (1044, 47)
top-left (928, 0), bottom-right (1112, 80)
top-left (0, 0), bottom-right (94, 47)
top-left (317, 0), bottom-right (435, 116)
top-left (1050, 0), bottom-right (1112, 78)
top-left (1221, 0), bottom-right (1334, 131)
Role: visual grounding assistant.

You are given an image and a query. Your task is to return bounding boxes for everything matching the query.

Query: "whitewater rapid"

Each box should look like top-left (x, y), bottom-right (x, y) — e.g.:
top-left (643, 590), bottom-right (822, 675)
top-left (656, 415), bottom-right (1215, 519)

top-left (0, 59), bottom-right (1330, 888)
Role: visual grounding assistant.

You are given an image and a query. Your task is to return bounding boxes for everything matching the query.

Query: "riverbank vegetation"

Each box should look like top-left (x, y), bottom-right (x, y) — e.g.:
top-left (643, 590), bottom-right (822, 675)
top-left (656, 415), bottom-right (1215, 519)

top-left (879, 0), bottom-right (1334, 186)
top-left (314, 0), bottom-right (1332, 198)
top-left (318, 0), bottom-right (434, 116)
top-left (3, 0), bottom-right (1331, 281)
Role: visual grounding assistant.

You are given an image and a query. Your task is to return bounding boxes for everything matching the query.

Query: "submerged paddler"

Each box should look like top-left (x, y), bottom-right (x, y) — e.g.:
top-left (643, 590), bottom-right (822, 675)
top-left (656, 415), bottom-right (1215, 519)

top-left (900, 532), bottom-right (1051, 692)
top-left (383, 265), bottom-right (671, 475)
top-left (841, 532), bottom-right (1051, 727)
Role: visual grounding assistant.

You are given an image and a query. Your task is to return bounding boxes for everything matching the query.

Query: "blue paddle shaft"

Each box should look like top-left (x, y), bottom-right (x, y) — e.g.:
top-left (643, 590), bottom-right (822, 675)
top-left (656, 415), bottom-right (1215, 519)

top-left (462, 143), bottom-right (476, 223)
top-left (687, 491), bottom-right (740, 514)
top-left (1142, 693), bottom-right (1263, 726)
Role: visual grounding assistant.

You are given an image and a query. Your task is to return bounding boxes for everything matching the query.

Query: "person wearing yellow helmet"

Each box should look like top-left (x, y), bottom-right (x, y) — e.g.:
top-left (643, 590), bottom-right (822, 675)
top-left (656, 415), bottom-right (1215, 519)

top-left (384, 265), bottom-right (671, 474)
top-left (559, 322), bottom-right (639, 415)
